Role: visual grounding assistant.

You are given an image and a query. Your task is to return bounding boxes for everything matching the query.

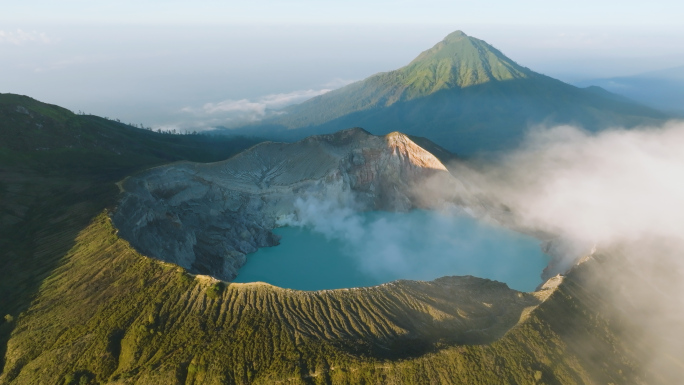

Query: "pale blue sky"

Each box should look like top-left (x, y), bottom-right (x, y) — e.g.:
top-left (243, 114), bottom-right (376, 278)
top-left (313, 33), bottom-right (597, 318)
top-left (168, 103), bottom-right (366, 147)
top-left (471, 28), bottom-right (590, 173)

top-left (4, 0), bottom-right (684, 26)
top-left (2, 1), bottom-right (683, 130)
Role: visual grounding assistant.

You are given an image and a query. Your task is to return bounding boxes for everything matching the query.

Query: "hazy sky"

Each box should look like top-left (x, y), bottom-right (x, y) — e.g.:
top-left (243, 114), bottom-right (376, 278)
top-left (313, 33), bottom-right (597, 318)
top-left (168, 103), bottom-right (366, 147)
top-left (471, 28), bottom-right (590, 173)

top-left (2, 0), bottom-right (684, 130)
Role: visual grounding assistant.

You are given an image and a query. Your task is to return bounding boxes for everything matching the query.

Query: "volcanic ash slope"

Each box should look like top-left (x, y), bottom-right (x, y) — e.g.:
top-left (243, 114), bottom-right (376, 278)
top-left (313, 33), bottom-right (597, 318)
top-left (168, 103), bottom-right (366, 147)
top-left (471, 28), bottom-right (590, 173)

top-left (112, 128), bottom-right (470, 280)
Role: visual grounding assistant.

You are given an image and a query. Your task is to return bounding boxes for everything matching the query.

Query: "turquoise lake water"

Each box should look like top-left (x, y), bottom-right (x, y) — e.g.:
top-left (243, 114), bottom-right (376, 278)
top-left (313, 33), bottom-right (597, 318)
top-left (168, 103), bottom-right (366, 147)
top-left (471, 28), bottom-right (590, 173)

top-left (233, 210), bottom-right (549, 292)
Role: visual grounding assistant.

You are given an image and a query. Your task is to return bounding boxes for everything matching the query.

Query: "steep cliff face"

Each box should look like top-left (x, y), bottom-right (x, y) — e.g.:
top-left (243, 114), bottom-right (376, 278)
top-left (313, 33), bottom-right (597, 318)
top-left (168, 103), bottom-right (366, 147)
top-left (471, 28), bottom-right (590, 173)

top-left (112, 128), bottom-right (466, 280)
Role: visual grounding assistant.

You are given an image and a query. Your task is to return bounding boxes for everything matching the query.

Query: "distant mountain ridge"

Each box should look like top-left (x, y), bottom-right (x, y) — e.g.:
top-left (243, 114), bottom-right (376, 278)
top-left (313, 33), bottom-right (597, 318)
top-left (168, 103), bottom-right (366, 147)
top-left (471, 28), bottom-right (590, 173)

top-left (232, 31), bottom-right (668, 155)
top-left (576, 65), bottom-right (684, 115)
top-left (0, 93), bottom-right (262, 168)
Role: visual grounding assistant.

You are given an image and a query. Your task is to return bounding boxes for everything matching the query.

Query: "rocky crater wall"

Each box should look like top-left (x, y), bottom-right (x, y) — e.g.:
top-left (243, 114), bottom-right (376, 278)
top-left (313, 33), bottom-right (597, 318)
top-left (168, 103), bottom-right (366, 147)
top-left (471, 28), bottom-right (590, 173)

top-left (112, 128), bottom-right (468, 280)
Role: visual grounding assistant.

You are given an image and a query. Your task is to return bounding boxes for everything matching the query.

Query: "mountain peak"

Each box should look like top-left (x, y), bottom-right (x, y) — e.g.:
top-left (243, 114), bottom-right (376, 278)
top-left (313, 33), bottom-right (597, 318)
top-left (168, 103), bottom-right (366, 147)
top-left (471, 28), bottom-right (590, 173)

top-left (442, 30), bottom-right (468, 41)
top-left (267, 31), bottom-right (666, 155)
top-left (275, 31), bottom-right (536, 130)
top-left (400, 30), bottom-right (531, 94)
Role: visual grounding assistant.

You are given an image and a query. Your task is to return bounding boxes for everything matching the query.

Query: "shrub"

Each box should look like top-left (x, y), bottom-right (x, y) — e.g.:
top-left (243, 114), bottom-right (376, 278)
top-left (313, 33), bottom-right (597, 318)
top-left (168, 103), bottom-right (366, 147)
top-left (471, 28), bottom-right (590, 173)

top-left (206, 282), bottom-right (225, 299)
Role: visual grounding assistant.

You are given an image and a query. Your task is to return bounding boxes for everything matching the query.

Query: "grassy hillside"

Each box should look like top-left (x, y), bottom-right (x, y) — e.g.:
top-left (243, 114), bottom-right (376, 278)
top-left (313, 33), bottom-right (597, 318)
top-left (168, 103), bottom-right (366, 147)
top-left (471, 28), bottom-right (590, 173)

top-left (0, 94), bottom-right (261, 172)
top-left (0, 213), bottom-right (646, 384)
top-left (0, 93), bottom-right (262, 379)
top-left (232, 31), bottom-right (668, 155)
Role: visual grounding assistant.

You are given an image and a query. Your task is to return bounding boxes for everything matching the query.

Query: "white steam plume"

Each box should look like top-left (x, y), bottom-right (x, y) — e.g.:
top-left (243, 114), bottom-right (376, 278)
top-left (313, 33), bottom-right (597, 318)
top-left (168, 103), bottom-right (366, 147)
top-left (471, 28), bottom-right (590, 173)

top-left (276, 122), bottom-right (684, 380)
top-left (285, 122), bottom-right (684, 380)
top-left (462, 122), bottom-right (684, 254)
top-left (453, 122), bottom-right (684, 382)
top-left (281, 194), bottom-right (548, 291)
top-left (178, 88), bottom-right (333, 128)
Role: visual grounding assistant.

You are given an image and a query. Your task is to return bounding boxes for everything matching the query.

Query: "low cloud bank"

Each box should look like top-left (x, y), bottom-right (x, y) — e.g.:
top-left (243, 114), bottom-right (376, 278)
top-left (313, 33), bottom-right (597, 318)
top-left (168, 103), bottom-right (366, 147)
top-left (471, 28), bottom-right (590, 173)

top-left (0, 29), bottom-right (53, 45)
top-left (280, 194), bottom-right (548, 292)
top-left (187, 88), bottom-right (331, 118)
top-left (175, 84), bottom-right (352, 131)
top-left (283, 122), bottom-right (684, 380)
top-left (453, 122), bottom-right (684, 382)
top-left (463, 122), bottom-right (684, 257)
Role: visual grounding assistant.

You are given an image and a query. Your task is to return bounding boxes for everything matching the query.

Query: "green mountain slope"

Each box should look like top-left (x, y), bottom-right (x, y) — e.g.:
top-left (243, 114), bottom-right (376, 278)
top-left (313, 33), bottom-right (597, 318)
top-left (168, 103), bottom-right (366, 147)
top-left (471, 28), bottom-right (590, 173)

top-left (280, 30), bottom-right (532, 127)
top-left (0, 93), bottom-right (262, 377)
top-left (0, 94), bottom-right (262, 171)
top-left (0, 212), bottom-right (650, 384)
top-left (238, 31), bottom-right (668, 155)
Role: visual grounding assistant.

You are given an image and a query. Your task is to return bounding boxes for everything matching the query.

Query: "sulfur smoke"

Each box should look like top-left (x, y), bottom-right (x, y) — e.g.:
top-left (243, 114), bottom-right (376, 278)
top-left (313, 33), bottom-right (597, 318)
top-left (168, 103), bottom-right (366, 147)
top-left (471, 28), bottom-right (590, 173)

top-left (460, 123), bottom-right (684, 252)
top-left (282, 122), bottom-right (684, 381)
top-left (454, 122), bottom-right (684, 382)
top-left (281, 191), bottom-right (550, 292)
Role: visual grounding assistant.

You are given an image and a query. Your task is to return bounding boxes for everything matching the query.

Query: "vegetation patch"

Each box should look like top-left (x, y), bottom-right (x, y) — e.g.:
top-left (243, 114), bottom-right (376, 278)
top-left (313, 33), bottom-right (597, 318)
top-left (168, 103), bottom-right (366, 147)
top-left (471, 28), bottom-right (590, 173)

top-left (206, 282), bottom-right (225, 299)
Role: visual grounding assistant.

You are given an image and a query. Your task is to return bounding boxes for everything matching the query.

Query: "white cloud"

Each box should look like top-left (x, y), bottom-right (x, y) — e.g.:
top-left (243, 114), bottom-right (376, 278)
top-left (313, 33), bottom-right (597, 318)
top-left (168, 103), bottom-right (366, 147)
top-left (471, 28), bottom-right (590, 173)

top-left (199, 99), bottom-right (268, 116)
top-left (0, 29), bottom-right (53, 45)
top-left (195, 88), bottom-right (332, 116)
top-left (321, 78), bottom-right (356, 88)
top-left (464, 122), bottom-right (684, 380)
top-left (468, 123), bottom-right (684, 250)
top-left (175, 87), bottom-right (341, 131)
